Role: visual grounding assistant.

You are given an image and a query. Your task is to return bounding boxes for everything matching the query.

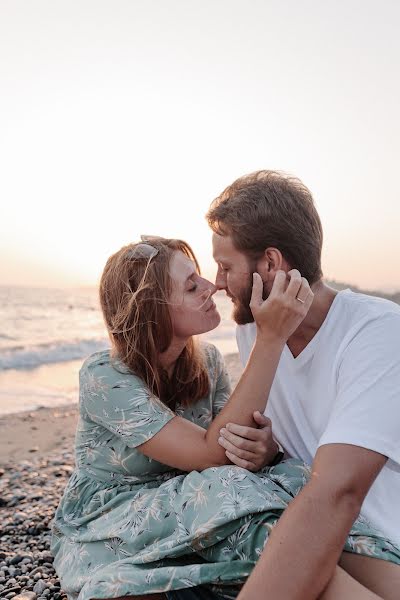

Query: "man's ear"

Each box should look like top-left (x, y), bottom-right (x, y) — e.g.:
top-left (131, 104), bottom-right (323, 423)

top-left (257, 248), bottom-right (285, 281)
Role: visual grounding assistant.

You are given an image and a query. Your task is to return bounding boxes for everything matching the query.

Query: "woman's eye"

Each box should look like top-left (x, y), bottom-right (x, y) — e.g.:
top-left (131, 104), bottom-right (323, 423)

top-left (188, 284), bottom-right (198, 292)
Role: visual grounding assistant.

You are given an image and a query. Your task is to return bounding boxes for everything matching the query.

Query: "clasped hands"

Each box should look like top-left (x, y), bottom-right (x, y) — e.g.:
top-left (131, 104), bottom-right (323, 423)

top-left (218, 410), bottom-right (281, 471)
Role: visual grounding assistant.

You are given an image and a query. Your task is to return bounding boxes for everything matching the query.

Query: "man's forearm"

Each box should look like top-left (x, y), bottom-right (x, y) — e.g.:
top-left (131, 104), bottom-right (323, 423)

top-left (238, 480), bottom-right (361, 600)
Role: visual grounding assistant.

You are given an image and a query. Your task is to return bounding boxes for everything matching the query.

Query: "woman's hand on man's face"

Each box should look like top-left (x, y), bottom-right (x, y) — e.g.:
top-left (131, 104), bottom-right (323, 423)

top-left (251, 270), bottom-right (314, 343)
top-left (218, 411), bottom-right (281, 471)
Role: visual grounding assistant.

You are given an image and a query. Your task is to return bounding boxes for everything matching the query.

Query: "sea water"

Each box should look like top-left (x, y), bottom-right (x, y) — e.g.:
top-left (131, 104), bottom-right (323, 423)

top-left (0, 286), bottom-right (238, 415)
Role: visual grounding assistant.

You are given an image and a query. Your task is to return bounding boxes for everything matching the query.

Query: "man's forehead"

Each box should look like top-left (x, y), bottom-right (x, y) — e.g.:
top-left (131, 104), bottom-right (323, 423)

top-left (212, 232), bottom-right (241, 261)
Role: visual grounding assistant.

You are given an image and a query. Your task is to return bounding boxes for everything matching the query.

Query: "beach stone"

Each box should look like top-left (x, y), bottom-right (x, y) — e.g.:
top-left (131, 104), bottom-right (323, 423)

top-left (3, 588), bottom-right (21, 596)
top-left (13, 593), bottom-right (36, 600)
top-left (32, 582), bottom-right (46, 596)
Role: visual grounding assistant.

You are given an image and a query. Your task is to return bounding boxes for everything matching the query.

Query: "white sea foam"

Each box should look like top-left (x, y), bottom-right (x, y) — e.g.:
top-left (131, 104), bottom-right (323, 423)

top-left (0, 286), bottom-right (237, 414)
top-left (0, 338), bottom-right (109, 370)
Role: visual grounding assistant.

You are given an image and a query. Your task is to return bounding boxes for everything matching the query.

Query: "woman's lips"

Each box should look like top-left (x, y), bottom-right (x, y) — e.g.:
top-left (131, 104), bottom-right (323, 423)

top-left (205, 300), bottom-right (217, 312)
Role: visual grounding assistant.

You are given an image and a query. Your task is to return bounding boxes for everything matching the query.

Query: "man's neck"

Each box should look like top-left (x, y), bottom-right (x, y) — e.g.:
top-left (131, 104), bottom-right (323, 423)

top-left (287, 281), bottom-right (338, 358)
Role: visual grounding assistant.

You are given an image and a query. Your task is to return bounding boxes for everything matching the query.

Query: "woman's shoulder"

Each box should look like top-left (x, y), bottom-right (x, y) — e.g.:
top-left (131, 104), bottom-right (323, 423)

top-left (199, 340), bottom-right (221, 358)
top-left (199, 341), bottom-right (224, 371)
top-left (80, 349), bottom-right (144, 386)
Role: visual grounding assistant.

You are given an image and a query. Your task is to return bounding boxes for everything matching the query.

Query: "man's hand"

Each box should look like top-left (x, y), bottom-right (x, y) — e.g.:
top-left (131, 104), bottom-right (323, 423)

top-left (218, 411), bottom-right (280, 471)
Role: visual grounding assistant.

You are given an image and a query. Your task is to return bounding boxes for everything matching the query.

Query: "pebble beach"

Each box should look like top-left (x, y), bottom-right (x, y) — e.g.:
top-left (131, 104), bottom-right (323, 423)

top-left (0, 353), bottom-right (242, 600)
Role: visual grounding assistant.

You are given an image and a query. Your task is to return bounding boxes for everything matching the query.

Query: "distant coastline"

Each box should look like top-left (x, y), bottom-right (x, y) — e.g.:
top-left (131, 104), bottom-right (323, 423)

top-left (326, 280), bottom-right (400, 305)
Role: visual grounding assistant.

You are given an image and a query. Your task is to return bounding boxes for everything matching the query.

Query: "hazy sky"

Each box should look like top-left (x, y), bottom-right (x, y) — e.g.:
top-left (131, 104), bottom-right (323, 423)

top-left (1, 0), bottom-right (399, 290)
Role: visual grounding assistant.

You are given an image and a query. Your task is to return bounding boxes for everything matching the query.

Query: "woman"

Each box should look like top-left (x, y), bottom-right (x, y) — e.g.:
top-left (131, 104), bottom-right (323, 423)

top-left (51, 237), bottom-right (400, 600)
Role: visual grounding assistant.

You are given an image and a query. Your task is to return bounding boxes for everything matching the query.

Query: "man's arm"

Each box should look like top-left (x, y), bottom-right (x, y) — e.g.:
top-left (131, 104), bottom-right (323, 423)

top-left (238, 443), bottom-right (387, 600)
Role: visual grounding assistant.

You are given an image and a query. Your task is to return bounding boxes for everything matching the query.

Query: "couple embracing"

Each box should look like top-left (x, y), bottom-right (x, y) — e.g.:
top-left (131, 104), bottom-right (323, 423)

top-left (51, 171), bottom-right (400, 600)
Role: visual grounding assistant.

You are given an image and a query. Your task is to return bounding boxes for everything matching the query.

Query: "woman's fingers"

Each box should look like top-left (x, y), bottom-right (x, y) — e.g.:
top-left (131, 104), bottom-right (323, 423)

top-left (249, 272), bottom-right (264, 311)
top-left (286, 269), bottom-right (302, 298)
top-left (296, 277), bottom-right (313, 308)
top-left (268, 270), bottom-right (288, 297)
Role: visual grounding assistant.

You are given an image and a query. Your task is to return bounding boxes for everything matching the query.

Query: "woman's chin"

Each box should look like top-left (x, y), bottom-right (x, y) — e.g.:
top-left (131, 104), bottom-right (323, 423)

top-left (205, 309), bottom-right (221, 331)
top-left (194, 310), bottom-right (221, 336)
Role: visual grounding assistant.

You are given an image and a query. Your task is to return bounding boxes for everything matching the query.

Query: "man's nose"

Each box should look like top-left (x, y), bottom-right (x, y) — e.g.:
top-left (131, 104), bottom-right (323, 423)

top-left (215, 271), bottom-right (227, 290)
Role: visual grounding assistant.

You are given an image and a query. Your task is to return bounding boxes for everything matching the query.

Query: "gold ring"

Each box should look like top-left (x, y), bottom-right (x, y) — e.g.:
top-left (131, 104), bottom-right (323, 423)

top-left (296, 296), bottom-right (306, 303)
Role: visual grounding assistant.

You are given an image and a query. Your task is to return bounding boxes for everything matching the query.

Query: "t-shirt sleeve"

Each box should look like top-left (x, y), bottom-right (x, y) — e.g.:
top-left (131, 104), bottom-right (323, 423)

top-left (236, 323), bottom-right (256, 368)
top-left (318, 312), bottom-right (400, 468)
top-left (80, 360), bottom-right (175, 448)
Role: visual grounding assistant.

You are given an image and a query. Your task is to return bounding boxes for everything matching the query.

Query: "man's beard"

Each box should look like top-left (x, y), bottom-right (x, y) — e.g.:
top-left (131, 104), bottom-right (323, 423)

top-left (232, 279), bottom-right (254, 325)
top-left (231, 269), bottom-right (269, 325)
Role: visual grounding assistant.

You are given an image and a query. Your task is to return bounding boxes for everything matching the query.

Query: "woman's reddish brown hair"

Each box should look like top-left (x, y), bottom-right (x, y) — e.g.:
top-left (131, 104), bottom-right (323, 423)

top-left (99, 238), bottom-right (209, 410)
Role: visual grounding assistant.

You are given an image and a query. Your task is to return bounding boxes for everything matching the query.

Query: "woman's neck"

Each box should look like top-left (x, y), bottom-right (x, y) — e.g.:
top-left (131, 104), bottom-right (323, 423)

top-left (159, 337), bottom-right (188, 377)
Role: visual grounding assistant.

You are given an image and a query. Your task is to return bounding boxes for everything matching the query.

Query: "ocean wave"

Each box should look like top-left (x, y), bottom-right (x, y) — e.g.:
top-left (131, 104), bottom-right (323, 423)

top-left (0, 338), bottom-right (110, 370)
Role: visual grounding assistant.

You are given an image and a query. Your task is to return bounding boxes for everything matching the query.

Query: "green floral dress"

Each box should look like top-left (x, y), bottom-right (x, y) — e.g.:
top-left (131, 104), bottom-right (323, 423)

top-left (51, 344), bottom-right (400, 600)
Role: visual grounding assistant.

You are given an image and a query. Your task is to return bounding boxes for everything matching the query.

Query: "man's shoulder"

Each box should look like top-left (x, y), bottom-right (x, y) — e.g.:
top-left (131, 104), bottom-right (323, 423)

top-left (335, 289), bottom-right (400, 326)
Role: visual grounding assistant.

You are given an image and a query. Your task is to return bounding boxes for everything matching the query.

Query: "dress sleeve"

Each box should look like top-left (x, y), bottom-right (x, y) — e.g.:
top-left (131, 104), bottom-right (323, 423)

top-left (318, 312), bottom-right (400, 468)
top-left (79, 358), bottom-right (175, 448)
top-left (210, 346), bottom-right (232, 418)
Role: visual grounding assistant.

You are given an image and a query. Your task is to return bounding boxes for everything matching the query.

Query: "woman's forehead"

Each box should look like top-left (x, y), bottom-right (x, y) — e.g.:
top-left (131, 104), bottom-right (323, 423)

top-left (169, 250), bottom-right (196, 282)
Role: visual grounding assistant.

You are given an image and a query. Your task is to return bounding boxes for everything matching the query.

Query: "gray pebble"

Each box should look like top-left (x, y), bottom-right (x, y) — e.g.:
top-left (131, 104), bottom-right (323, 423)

top-left (27, 569), bottom-right (41, 578)
top-left (4, 587), bottom-right (22, 595)
top-left (32, 581), bottom-right (47, 596)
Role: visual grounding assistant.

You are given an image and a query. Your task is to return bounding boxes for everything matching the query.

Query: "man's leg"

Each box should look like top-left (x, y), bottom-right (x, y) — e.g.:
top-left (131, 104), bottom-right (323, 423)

top-left (318, 565), bottom-right (382, 599)
top-left (339, 552), bottom-right (400, 600)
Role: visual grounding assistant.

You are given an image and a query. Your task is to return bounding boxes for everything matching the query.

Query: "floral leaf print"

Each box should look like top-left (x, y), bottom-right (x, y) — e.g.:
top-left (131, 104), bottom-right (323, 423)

top-left (104, 537), bottom-right (131, 558)
top-left (347, 535), bottom-right (377, 556)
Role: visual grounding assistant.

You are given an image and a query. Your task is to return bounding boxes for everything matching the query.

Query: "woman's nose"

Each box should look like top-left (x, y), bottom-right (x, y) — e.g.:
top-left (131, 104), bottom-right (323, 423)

top-left (201, 280), bottom-right (217, 297)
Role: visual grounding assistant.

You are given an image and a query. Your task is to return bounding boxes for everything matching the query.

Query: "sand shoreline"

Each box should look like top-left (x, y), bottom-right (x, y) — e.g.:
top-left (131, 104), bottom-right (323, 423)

top-left (0, 353), bottom-right (242, 467)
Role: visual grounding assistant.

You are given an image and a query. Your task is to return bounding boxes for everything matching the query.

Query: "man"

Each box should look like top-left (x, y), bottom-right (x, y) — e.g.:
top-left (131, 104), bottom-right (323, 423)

top-left (206, 170), bottom-right (400, 599)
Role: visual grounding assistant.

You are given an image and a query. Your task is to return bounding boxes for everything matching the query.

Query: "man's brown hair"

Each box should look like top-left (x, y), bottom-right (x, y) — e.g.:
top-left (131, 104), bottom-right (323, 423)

top-left (206, 170), bottom-right (323, 284)
top-left (99, 238), bottom-right (209, 410)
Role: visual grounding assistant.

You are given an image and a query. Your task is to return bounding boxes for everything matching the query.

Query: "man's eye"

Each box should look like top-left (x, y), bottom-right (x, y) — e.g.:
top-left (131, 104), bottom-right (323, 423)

top-left (188, 284), bottom-right (198, 292)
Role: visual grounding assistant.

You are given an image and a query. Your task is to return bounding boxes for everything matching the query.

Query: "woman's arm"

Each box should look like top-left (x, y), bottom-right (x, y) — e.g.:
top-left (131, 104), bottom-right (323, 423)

top-left (138, 270), bottom-right (313, 471)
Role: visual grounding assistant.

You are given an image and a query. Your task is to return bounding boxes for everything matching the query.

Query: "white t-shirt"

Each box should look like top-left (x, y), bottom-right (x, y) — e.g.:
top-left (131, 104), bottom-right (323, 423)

top-left (236, 289), bottom-right (400, 546)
